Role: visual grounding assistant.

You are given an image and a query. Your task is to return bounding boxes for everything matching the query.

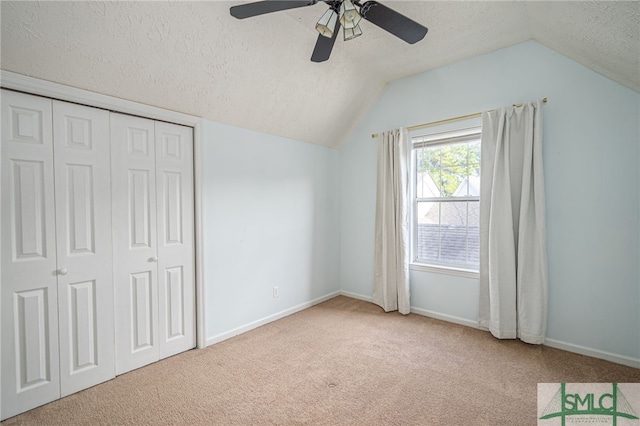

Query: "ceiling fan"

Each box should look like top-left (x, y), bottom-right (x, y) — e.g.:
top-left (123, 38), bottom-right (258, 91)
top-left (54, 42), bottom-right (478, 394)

top-left (230, 0), bottom-right (428, 62)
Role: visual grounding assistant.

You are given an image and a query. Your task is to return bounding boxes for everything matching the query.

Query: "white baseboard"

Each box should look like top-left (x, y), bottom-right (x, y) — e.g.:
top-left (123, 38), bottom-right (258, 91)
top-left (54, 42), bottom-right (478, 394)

top-left (409, 306), bottom-right (480, 329)
top-left (339, 290), bottom-right (373, 302)
top-left (544, 338), bottom-right (640, 369)
top-left (205, 291), bottom-right (341, 347)
top-left (339, 290), bottom-right (479, 329)
top-left (338, 291), bottom-right (639, 369)
top-left (412, 308), bottom-right (639, 369)
top-left (206, 290), bottom-right (640, 370)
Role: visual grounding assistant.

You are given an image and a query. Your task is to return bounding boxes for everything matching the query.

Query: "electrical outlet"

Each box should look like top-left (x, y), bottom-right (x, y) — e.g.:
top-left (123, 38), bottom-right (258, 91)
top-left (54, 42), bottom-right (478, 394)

top-left (273, 286), bottom-right (279, 298)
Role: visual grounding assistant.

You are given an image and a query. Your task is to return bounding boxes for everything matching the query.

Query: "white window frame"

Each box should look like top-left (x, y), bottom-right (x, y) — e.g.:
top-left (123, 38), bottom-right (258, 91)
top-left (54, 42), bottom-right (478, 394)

top-left (409, 126), bottom-right (482, 278)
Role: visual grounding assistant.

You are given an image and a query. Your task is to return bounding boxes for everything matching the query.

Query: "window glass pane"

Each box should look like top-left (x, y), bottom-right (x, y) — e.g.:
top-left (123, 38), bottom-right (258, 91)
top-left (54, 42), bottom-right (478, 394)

top-left (439, 230), bottom-right (468, 264)
top-left (416, 147), bottom-right (439, 198)
top-left (416, 201), bottom-right (439, 262)
top-left (441, 143), bottom-right (469, 197)
top-left (416, 200), bottom-right (439, 225)
top-left (416, 145), bottom-right (445, 197)
top-left (446, 166), bottom-right (468, 197)
top-left (428, 151), bottom-right (444, 197)
top-left (411, 128), bottom-right (481, 270)
top-left (440, 201), bottom-right (467, 227)
top-left (468, 200), bottom-right (480, 265)
top-left (468, 140), bottom-right (481, 174)
top-left (467, 226), bottom-right (480, 265)
top-left (439, 201), bottom-right (468, 264)
top-left (467, 141), bottom-right (480, 197)
top-left (468, 200), bottom-right (480, 228)
top-left (416, 170), bottom-right (440, 198)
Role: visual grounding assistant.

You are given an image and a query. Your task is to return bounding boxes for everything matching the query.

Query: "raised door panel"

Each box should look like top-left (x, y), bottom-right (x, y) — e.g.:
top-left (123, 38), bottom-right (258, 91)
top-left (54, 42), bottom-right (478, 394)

top-left (111, 113), bottom-right (159, 375)
top-left (11, 160), bottom-right (47, 260)
top-left (52, 100), bottom-right (115, 397)
top-left (14, 288), bottom-right (52, 391)
top-left (155, 122), bottom-right (195, 359)
top-left (131, 271), bottom-right (154, 351)
top-left (1, 90), bottom-right (60, 420)
top-left (67, 281), bottom-right (98, 371)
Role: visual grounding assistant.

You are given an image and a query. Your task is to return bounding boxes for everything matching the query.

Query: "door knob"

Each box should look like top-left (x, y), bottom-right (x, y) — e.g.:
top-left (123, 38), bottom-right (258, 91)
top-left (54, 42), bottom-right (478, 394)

top-left (58, 268), bottom-right (68, 275)
top-left (149, 256), bottom-right (158, 262)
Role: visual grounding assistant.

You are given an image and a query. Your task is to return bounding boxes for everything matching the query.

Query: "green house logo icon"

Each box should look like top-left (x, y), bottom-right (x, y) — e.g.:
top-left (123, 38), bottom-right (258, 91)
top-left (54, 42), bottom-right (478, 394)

top-left (540, 383), bottom-right (639, 425)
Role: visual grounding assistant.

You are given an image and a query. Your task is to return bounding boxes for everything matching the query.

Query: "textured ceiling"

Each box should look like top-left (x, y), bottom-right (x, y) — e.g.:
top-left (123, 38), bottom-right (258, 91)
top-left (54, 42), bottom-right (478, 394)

top-left (1, 1), bottom-right (638, 148)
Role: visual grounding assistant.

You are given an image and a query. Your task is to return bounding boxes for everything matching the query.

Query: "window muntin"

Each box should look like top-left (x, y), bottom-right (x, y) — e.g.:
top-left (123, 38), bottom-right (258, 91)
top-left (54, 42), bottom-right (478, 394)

top-left (411, 127), bottom-right (481, 270)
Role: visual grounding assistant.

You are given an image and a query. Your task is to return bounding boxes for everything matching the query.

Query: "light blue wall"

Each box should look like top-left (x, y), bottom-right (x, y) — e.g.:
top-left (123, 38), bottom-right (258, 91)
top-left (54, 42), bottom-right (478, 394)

top-left (339, 41), bottom-right (640, 361)
top-left (202, 121), bottom-right (340, 340)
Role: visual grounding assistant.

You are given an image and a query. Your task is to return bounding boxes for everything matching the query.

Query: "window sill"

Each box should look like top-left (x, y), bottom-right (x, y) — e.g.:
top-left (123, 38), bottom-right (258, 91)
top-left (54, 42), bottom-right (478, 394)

top-left (409, 262), bottom-right (479, 279)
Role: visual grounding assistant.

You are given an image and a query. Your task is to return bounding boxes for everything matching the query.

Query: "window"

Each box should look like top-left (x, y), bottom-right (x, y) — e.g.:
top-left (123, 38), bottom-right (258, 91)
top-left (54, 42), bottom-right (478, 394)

top-left (410, 127), bottom-right (481, 272)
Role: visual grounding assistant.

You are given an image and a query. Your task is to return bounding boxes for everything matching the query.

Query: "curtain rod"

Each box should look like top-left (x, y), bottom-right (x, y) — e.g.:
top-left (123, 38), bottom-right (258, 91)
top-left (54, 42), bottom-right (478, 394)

top-left (371, 98), bottom-right (548, 138)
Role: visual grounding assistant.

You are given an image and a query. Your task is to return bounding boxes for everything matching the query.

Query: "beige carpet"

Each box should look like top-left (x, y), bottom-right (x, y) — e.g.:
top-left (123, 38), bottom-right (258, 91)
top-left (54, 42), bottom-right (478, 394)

top-left (3, 296), bottom-right (639, 425)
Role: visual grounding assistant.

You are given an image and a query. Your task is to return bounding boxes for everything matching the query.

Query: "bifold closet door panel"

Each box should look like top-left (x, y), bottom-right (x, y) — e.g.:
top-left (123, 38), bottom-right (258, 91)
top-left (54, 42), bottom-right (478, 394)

top-left (52, 100), bottom-right (115, 397)
top-left (110, 113), bottom-right (160, 375)
top-left (155, 122), bottom-right (195, 359)
top-left (1, 90), bottom-right (60, 420)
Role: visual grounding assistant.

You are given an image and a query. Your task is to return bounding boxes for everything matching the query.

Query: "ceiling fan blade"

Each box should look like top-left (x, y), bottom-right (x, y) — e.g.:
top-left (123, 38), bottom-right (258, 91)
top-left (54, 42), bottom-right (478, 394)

top-left (359, 1), bottom-right (428, 44)
top-left (230, 0), bottom-right (318, 19)
top-left (311, 22), bottom-right (341, 62)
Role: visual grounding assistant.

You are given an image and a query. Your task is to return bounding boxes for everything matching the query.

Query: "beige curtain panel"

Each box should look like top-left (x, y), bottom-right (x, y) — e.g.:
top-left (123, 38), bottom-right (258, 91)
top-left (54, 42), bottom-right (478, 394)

top-left (478, 100), bottom-right (548, 344)
top-left (373, 128), bottom-right (411, 315)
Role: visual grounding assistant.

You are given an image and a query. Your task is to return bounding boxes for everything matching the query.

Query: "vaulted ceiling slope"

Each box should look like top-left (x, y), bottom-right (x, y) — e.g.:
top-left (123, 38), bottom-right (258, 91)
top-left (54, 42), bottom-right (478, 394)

top-left (2, 1), bottom-right (638, 148)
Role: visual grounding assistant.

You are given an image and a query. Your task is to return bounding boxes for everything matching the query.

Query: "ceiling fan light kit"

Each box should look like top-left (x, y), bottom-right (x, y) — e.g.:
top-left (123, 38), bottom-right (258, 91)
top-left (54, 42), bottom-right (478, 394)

top-left (316, 8), bottom-right (338, 38)
top-left (230, 0), bottom-right (428, 62)
top-left (339, 0), bottom-right (362, 30)
top-left (344, 24), bottom-right (362, 41)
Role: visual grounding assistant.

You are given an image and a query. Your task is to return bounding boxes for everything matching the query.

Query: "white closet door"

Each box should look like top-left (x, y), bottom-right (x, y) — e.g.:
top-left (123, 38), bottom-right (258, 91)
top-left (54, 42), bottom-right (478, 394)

top-left (52, 100), bottom-right (115, 397)
top-left (155, 122), bottom-right (195, 359)
top-left (1, 90), bottom-right (60, 419)
top-left (111, 113), bottom-right (160, 375)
